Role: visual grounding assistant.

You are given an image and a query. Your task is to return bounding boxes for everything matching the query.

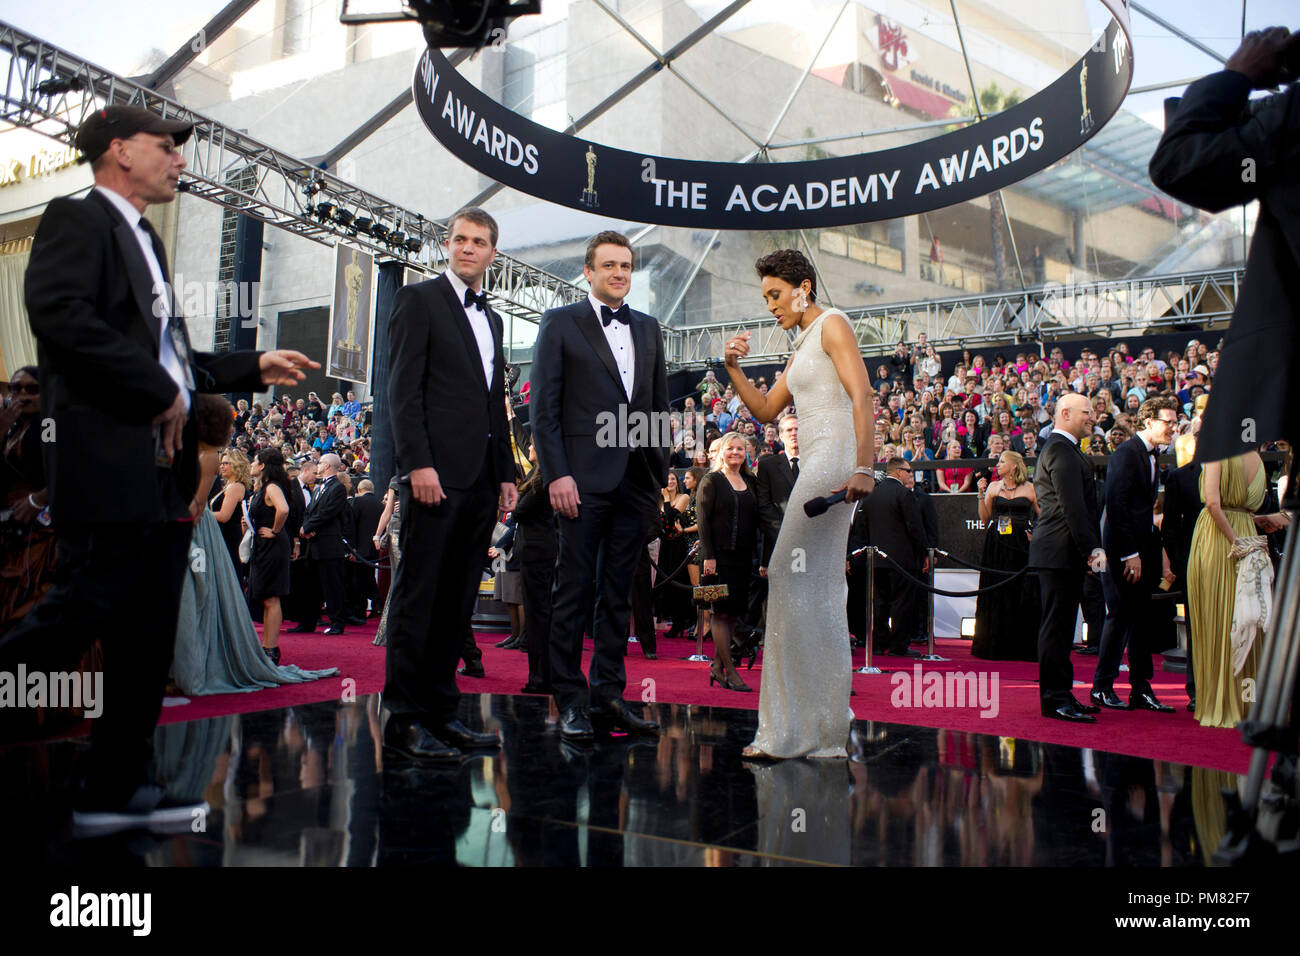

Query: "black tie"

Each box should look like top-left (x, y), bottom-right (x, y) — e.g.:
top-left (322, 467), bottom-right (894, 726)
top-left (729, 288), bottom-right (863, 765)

top-left (140, 216), bottom-right (195, 387)
top-left (790, 457), bottom-right (799, 479)
top-left (601, 304), bottom-right (630, 327)
top-left (464, 287), bottom-right (489, 312)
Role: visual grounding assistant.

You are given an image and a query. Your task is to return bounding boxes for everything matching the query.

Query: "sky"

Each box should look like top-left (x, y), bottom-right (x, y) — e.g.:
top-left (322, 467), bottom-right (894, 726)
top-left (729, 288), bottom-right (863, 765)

top-left (0, 0), bottom-right (1296, 129)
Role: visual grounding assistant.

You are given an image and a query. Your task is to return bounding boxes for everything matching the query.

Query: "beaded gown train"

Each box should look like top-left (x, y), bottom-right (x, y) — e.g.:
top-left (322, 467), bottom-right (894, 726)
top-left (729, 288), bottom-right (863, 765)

top-left (749, 311), bottom-right (856, 758)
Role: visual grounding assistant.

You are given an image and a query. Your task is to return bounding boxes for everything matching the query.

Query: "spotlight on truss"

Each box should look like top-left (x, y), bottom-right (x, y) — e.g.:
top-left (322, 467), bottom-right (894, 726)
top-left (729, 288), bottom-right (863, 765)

top-left (339, 0), bottom-right (542, 51)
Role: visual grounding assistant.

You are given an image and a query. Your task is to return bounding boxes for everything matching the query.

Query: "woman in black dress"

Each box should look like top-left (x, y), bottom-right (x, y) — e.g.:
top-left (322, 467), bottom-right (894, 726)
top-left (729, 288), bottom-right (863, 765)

top-left (211, 448), bottom-right (252, 588)
top-left (247, 448), bottom-right (293, 663)
top-left (681, 465), bottom-right (709, 658)
top-left (656, 470), bottom-right (694, 639)
top-left (697, 433), bottom-right (758, 691)
top-left (971, 450), bottom-right (1041, 661)
top-left (513, 440), bottom-right (557, 694)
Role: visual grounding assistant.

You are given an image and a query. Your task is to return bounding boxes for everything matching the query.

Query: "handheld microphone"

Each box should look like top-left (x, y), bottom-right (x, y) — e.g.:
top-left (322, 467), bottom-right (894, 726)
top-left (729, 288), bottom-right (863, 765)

top-left (803, 489), bottom-right (847, 517)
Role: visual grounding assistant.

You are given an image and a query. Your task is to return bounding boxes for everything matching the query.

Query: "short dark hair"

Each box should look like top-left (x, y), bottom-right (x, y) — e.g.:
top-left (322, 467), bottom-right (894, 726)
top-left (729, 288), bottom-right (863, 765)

top-left (754, 249), bottom-right (817, 302)
top-left (448, 206), bottom-right (499, 247)
top-left (886, 457), bottom-right (910, 474)
top-left (585, 230), bottom-right (634, 269)
top-left (196, 393), bottom-right (235, 447)
top-left (1136, 395), bottom-right (1178, 429)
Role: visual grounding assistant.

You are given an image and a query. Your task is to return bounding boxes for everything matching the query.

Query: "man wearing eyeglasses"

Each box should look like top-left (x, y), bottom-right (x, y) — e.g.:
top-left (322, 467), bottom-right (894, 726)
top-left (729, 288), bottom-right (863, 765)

top-left (1, 105), bottom-right (318, 837)
top-left (1089, 396), bottom-right (1181, 713)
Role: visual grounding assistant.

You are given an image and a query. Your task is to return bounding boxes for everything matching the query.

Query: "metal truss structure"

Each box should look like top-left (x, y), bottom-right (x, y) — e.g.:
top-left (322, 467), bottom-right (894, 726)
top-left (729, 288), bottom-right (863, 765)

top-left (665, 267), bottom-right (1244, 367)
top-left (0, 19), bottom-right (584, 324)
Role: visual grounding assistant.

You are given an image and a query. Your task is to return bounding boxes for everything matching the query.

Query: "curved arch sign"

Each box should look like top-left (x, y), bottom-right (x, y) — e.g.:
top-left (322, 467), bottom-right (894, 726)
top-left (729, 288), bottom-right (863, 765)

top-left (414, 1), bottom-right (1132, 230)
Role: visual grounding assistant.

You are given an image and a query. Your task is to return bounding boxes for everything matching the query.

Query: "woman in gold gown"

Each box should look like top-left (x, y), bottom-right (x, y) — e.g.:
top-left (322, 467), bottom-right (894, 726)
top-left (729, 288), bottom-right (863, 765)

top-left (1186, 452), bottom-right (1265, 729)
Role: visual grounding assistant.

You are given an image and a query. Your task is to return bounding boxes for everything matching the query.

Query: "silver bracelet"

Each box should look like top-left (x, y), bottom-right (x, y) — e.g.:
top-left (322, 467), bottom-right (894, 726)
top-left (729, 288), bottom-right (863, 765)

top-left (27, 493), bottom-right (40, 508)
top-left (853, 466), bottom-right (873, 477)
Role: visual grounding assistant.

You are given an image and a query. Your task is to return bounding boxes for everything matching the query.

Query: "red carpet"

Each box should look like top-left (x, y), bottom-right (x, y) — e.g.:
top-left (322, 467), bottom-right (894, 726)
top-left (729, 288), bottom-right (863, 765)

top-left (156, 621), bottom-right (1255, 773)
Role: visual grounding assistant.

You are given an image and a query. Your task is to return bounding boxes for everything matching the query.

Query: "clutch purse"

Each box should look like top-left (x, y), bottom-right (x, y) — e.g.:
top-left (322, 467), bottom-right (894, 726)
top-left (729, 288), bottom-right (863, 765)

top-left (693, 574), bottom-right (729, 607)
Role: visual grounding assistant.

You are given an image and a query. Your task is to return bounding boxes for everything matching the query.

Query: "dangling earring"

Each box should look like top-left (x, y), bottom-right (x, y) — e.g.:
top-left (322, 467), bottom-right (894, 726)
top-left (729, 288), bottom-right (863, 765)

top-left (791, 286), bottom-right (809, 312)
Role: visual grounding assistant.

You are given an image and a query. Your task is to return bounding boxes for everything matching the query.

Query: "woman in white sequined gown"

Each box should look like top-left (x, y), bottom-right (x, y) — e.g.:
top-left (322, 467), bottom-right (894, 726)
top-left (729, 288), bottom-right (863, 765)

top-left (723, 250), bottom-right (876, 759)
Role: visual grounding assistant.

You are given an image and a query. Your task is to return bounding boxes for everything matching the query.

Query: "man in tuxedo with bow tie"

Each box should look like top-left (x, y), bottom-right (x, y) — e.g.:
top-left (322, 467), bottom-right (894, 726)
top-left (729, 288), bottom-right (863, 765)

top-left (1090, 397), bottom-right (1180, 713)
top-left (532, 231), bottom-right (670, 741)
top-left (0, 105), bottom-right (318, 834)
top-left (382, 206), bottom-right (517, 761)
top-left (1028, 392), bottom-right (1106, 723)
top-left (299, 452), bottom-right (352, 635)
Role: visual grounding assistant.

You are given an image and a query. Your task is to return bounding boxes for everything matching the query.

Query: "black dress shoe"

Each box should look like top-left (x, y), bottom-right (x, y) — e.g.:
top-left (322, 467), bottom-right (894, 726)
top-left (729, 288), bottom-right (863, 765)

top-left (559, 706), bottom-right (594, 741)
top-left (458, 662), bottom-right (486, 678)
top-left (1072, 696), bottom-right (1101, 714)
top-left (1042, 702), bottom-right (1097, 723)
top-left (344, 617), bottom-right (366, 627)
top-left (1076, 645), bottom-right (1099, 656)
top-left (383, 720), bottom-right (461, 761)
top-left (1187, 696), bottom-right (1196, 713)
top-left (289, 623), bottom-right (316, 633)
top-left (520, 681), bottom-right (552, 695)
top-left (590, 698), bottom-right (659, 735)
top-left (1130, 690), bottom-right (1175, 713)
top-left (1090, 688), bottom-right (1128, 710)
top-left (643, 651), bottom-right (657, 660)
top-left (323, 627), bottom-right (345, 636)
top-left (886, 648), bottom-right (922, 658)
top-left (435, 719), bottom-right (500, 749)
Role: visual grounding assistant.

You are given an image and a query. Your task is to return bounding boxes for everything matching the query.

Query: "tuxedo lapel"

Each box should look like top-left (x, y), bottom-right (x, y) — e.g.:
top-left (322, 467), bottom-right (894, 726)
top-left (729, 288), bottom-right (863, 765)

top-left (573, 303), bottom-right (624, 394)
top-left (628, 312), bottom-right (655, 406)
top-left (98, 200), bottom-right (162, 350)
top-left (434, 274), bottom-right (489, 393)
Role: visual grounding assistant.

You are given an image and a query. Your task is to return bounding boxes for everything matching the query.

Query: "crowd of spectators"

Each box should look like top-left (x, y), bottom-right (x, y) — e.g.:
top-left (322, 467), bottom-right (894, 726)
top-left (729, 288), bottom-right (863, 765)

top-left (664, 334), bottom-right (1243, 489)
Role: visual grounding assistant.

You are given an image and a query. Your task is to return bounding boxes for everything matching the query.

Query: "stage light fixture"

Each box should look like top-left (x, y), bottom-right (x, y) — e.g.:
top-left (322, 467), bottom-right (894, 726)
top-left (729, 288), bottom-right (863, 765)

top-left (388, 230), bottom-right (407, 248)
top-left (354, 217), bottom-right (374, 234)
top-left (335, 208), bottom-right (354, 228)
top-left (370, 223), bottom-right (390, 242)
top-left (403, 235), bottom-right (422, 254)
top-left (313, 201), bottom-right (336, 221)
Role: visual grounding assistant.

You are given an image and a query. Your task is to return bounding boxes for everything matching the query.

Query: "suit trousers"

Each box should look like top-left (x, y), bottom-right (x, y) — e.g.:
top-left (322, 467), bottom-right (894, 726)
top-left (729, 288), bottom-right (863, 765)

top-left (0, 520), bottom-right (192, 807)
top-left (629, 544), bottom-right (657, 655)
top-left (519, 544), bottom-right (555, 686)
top-left (872, 566), bottom-right (917, 653)
top-left (383, 451), bottom-right (497, 724)
top-left (347, 559), bottom-right (378, 618)
top-left (1037, 568), bottom-right (1084, 707)
top-left (1094, 562), bottom-right (1156, 695)
top-left (548, 458), bottom-right (659, 712)
top-left (307, 555), bottom-right (347, 628)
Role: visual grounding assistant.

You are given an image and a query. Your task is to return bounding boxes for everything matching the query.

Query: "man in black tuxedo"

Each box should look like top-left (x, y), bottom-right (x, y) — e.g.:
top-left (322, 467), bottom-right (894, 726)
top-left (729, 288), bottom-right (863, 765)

top-left (755, 413), bottom-right (798, 573)
top-left (864, 458), bottom-right (927, 657)
top-left (348, 478), bottom-right (384, 618)
top-left (532, 231), bottom-right (670, 740)
top-left (1150, 27), bottom-right (1300, 469)
top-left (1090, 397), bottom-right (1179, 713)
top-left (1163, 451), bottom-right (1204, 712)
top-left (299, 452), bottom-right (353, 635)
top-left (0, 106), bottom-right (317, 831)
top-left (1029, 393), bottom-right (1106, 722)
top-left (383, 206), bottom-right (517, 761)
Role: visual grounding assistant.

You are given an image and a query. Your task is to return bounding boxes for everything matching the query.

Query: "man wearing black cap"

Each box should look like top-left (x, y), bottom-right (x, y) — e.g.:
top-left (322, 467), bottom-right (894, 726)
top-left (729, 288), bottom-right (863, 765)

top-left (0, 105), bottom-right (318, 836)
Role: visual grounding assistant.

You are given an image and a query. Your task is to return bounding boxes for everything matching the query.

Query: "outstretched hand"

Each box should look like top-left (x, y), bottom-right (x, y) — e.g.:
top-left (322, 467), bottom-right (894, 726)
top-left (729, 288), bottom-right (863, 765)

top-left (259, 350), bottom-right (321, 387)
top-left (1226, 27), bottom-right (1300, 88)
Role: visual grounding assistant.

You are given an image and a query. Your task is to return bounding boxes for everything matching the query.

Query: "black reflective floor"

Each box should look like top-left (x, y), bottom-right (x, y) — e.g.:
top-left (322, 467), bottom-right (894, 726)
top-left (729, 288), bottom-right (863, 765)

top-left (5, 693), bottom-right (1232, 866)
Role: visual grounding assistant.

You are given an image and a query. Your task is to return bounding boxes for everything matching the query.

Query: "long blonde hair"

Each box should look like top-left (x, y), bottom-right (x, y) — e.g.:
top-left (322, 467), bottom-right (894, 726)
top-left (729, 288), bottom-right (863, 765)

top-left (224, 448), bottom-right (252, 489)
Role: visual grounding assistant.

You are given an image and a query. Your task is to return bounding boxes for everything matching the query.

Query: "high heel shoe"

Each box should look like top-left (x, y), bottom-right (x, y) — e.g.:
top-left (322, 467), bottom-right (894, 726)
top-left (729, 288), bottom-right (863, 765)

top-left (264, 645), bottom-right (281, 665)
top-left (709, 665), bottom-right (752, 692)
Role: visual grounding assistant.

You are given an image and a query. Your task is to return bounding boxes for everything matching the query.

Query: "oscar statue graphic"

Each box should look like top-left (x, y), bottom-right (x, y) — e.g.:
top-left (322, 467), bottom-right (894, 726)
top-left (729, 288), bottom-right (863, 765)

top-left (580, 145), bottom-right (599, 209)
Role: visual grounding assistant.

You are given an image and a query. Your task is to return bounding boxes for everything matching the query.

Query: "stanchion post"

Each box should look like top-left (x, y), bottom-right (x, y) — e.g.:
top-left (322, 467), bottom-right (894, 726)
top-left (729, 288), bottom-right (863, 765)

top-left (922, 546), bottom-right (947, 662)
top-left (858, 546), bottom-right (882, 675)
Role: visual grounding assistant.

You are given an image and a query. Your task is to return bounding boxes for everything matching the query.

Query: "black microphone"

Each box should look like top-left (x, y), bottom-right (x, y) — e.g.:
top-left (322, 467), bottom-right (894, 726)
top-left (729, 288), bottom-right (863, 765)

top-left (804, 489), bottom-right (847, 517)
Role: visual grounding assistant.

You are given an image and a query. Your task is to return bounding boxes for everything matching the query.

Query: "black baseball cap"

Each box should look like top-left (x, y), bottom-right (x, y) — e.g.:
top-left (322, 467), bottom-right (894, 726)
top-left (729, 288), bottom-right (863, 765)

top-left (75, 105), bottom-right (193, 164)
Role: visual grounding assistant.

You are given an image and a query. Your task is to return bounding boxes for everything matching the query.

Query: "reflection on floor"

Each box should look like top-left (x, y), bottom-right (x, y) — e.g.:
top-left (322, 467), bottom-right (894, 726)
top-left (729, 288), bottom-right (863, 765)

top-left (6, 693), bottom-right (1236, 866)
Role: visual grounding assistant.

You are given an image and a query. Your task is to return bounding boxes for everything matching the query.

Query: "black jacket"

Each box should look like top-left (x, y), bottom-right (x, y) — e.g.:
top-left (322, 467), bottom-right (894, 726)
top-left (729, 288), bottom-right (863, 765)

top-left (755, 452), bottom-right (797, 564)
top-left (864, 475), bottom-right (926, 570)
top-left (301, 475), bottom-right (348, 559)
top-left (1028, 433), bottom-right (1101, 569)
top-left (25, 190), bottom-right (265, 523)
top-left (1101, 435), bottom-right (1160, 566)
top-left (531, 299), bottom-right (670, 494)
top-left (1150, 71), bottom-right (1300, 460)
top-left (695, 471), bottom-right (758, 561)
top-left (387, 273), bottom-right (513, 489)
top-left (349, 490), bottom-right (386, 560)
top-left (512, 480), bottom-right (557, 563)
top-left (1161, 461), bottom-right (1203, 583)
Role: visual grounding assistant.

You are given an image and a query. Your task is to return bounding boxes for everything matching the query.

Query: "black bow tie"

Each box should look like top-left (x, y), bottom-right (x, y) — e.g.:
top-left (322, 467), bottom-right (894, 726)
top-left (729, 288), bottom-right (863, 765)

top-left (601, 304), bottom-right (630, 327)
top-left (1148, 445), bottom-right (1160, 457)
top-left (464, 287), bottom-right (489, 312)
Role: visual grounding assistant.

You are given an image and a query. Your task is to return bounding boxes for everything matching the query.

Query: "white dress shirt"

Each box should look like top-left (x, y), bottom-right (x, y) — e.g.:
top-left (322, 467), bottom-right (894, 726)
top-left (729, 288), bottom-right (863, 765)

top-left (95, 185), bottom-right (191, 411)
top-left (588, 293), bottom-right (635, 399)
top-left (445, 269), bottom-right (496, 389)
